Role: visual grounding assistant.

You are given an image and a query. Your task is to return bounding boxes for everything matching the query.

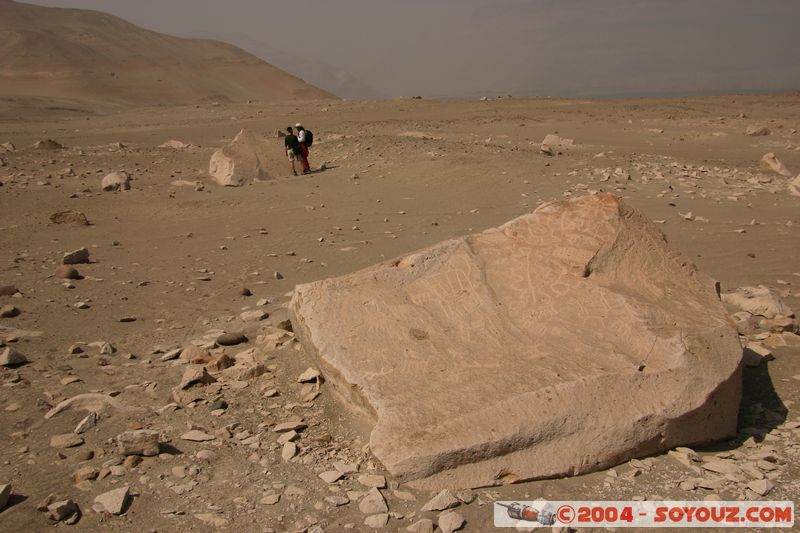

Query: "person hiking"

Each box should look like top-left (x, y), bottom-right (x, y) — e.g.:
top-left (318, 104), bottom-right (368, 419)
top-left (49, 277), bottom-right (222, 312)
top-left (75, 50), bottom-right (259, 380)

top-left (284, 126), bottom-right (302, 176)
top-left (295, 123), bottom-right (313, 174)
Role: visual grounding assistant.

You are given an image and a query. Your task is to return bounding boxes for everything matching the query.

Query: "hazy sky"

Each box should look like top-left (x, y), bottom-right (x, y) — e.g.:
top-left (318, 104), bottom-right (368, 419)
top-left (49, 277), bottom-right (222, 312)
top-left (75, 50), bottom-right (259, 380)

top-left (26, 0), bottom-right (800, 99)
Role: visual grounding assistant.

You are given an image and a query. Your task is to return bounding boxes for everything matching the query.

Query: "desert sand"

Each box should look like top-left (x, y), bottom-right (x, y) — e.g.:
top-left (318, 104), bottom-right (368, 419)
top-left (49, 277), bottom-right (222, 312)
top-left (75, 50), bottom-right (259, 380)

top-left (0, 90), bottom-right (799, 531)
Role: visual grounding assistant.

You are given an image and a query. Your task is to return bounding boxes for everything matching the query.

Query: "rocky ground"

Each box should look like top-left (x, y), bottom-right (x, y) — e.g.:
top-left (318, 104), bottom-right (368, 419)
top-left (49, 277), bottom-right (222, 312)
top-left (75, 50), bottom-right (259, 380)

top-left (1, 93), bottom-right (799, 532)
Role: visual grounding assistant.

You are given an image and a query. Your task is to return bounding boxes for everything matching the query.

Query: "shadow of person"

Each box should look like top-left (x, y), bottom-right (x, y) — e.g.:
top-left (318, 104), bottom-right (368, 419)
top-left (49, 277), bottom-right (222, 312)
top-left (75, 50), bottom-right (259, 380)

top-left (701, 358), bottom-right (787, 453)
top-left (737, 361), bottom-right (788, 443)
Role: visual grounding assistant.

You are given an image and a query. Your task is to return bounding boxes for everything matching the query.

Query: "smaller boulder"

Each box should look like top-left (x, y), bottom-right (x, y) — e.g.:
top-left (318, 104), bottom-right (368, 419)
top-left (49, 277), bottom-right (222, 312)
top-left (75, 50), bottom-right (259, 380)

top-left (745, 126), bottom-right (771, 136)
top-left (50, 210), bottom-right (90, 226)
top-left (101, 171), bottom-right (131, 191)
top-left (178, 365), bottom-right (217, 389)
top-left (55, 265), bottom-right (81, 279)
top-left (760, 153), bottom-right (793, 177)
top-left (117, 429), bottom-right (160, 456)
top-left (62, 248), bottom-right (91, 265)
top-left (0, 484), bottom-right (11, 510)
top-left (0, 347), bottom-right (28, 367)
top-left (33, 139), bottom-right (63, 150)
top-left (93, 486), bottom-right (130, 515)
top-left (216, 332), bottom-right (247, 346)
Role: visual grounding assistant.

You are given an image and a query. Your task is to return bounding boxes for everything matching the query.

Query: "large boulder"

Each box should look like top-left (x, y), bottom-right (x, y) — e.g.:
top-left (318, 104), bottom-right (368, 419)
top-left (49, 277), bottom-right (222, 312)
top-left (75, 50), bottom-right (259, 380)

top-left (208, 129), bottom-right (285, 187)
top-left (289, 193), bottom-right (743, 490)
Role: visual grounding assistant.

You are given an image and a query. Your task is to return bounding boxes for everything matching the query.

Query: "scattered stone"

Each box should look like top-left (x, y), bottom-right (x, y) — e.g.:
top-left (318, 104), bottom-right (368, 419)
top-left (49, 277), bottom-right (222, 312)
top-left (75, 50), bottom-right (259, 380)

top-left (359, 487), bottom-right (388, 514)
top-left (47, 499), bottom-right (80, 523)
top-left (123, 455), bottom-right (142, 468)
top-left (358, 474), bottom-right (386, 489)
top-left (194, 513), bottom-right (229, 528)
top-left (260, 493), bottom-right (280, 505)
top-left (101, 171), bottom-right (131, 191)
top-left (0, 347), bottom-right (28, 367)
top-left (239, 287), bottom-right (252, 296)
top-left (455, 489), bottom-right (476, 504)
top-left (46, 393), bottom-right (122, 419)
top-left (326, 495), bottom-right (350, 507)
top-left (407, 518), bottom-right (434, 533)
top-left (74, 412), bottom-right (98, 434)
top-left (179, 365), bottom-right (217, 389)
top-left (745, 126), bottom-right (771, 136)
top-left (216, 332), bottom-right (247, 346)
top-left (209, 400), bottom-right (228, 411)
top-left (181, 430), bottom-right (215, 442)
top-left (50, 210), bottom-right (90, 225)
top-left (281, 441), bottom-right (297, 461)
top-left (33, 139), bottom-right (63, 150)
top-left (701, 460), bottom-right (739, 476)
top-left (437, 510), bottom-right (465, 533)
top-left (0, 305), bottom-right (19, 318)
top-left (789, 174), bottom-right (800, 197)
top-left (364, 513), bottom-right (389, 528)
top-left (421, 490), bottom-right (460, 512)
top-left (743, 342), bottom-right (774, 366)
top-left (62, 247), bottom-right (91, 265)
top-left (0, 484), bottom-right (11, 510)
top-left (50, 433), bottom-right (84, 449)
top-left (319, 470), bottom-right (343, 483)
top-left (73, 466), bottom-right (99, 483)
top-left (277, 431), bottom-right (298, 445)
top-left (747, 479), bottom-right (774, 496)
top-left (298, 367), bottom-right (321, 383)
top-left (760, 153), bottom-right (793, 177)
top-left (55, 265), bottom-right (81, 279)
top-left (206, 353), bottom-right (235, 371)
top-left (722, 286), bottom-right (792, 319)
top-left (93, 486), bottom-right (130, 515)
top-left (0, 285), bottom-right (19, 296)
top-left (240, 310), bottom-right (268, 322)
top-left (273, 420), bottom-right (307, 433)
top-left (117, 429), bottom-right (160, 456)
top-left (159, 348), bottom-right (182, 362)
top-left (160, 139), bottom-right (191, 149)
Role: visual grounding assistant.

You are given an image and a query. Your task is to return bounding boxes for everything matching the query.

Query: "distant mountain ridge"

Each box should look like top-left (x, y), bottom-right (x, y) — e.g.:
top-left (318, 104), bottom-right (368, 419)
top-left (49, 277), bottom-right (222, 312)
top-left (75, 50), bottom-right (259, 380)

top-left (0, 0), bottom-right (337, 106)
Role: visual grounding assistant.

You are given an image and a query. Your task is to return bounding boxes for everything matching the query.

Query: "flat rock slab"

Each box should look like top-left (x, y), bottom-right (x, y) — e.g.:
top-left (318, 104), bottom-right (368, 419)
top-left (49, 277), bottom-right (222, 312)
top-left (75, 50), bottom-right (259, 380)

top-left (290, 194), bottom-right (743, 489)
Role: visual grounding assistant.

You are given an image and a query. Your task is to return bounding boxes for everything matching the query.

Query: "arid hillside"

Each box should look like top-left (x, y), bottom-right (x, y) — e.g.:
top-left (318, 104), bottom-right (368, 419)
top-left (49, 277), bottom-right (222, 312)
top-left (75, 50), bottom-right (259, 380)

top-left (0, 0), bottom-right (336, 107)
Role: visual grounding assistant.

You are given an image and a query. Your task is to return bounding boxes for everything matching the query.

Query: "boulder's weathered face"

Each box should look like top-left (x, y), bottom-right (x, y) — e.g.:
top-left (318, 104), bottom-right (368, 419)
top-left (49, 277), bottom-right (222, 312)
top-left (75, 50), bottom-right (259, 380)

top-left (209, 129), bottom-right (284, 186)
top-left (289, 193), bottom-right (743, 490)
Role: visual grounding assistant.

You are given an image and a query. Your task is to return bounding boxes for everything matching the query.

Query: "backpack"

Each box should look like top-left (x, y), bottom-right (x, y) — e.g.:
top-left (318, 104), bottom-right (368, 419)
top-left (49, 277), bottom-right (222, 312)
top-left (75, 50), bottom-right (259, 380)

top-left (304, 130), bottom-right (314, 147)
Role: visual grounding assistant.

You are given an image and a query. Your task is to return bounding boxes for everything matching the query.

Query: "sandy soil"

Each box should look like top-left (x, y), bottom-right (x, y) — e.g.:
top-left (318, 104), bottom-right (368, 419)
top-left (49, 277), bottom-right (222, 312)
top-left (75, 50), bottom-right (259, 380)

top-left (1, 93), bottom-right (799, 532)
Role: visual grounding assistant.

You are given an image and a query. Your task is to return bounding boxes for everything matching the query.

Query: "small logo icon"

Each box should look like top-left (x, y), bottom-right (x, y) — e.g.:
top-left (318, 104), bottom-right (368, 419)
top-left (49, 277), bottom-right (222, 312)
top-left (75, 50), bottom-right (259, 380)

top-left (496, 502), bottom-right (556, 525)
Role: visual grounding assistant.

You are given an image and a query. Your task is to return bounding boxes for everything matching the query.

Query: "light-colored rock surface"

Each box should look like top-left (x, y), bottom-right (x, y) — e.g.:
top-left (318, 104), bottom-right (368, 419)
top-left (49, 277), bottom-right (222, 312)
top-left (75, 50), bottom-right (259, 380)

top-left (208, 129), bottom-right (284, 186)
top-left (290, 193), bottom-right (743, 489)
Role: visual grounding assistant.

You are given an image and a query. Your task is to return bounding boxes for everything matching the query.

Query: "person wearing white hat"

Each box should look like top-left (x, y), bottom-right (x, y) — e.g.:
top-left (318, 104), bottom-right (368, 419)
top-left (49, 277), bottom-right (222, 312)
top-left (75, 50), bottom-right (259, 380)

top-left (295, 123), bottom-right (312, 174)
